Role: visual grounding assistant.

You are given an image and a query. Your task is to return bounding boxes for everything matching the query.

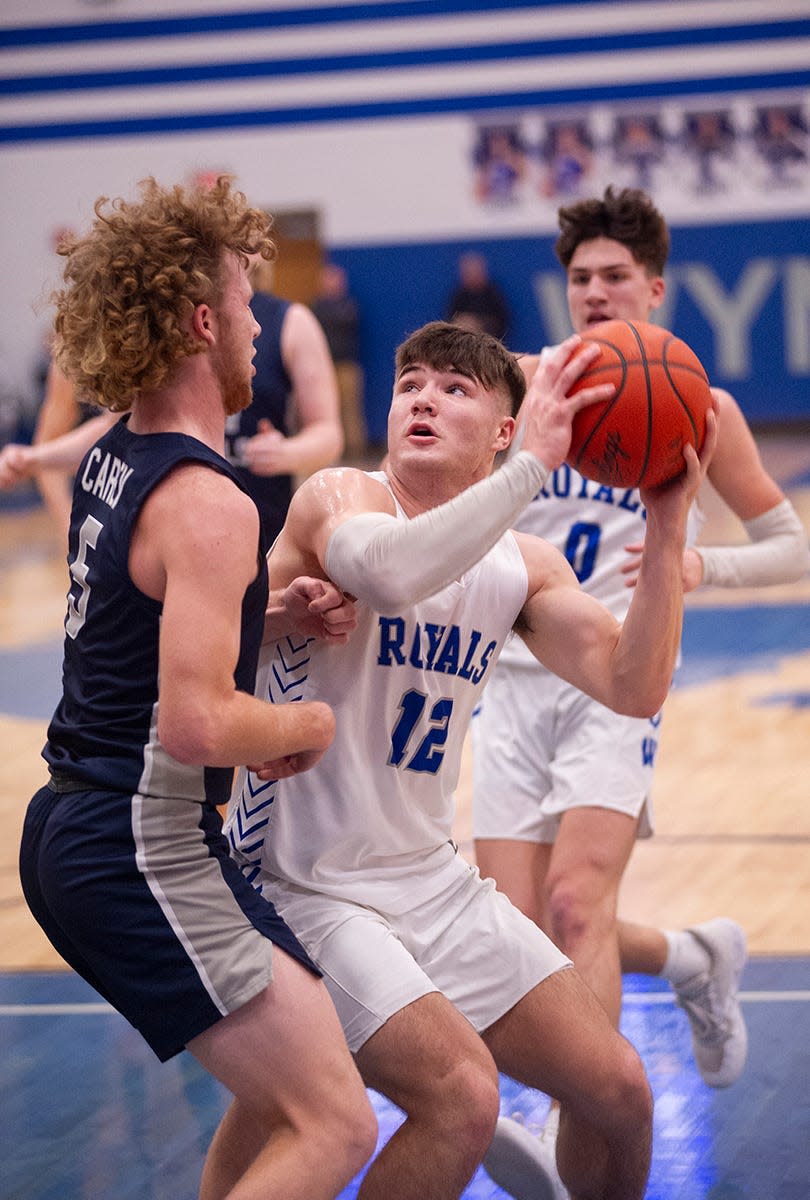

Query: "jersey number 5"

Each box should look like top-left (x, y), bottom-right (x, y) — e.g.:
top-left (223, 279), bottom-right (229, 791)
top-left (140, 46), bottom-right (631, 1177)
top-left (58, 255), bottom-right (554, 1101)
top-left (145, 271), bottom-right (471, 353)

top-left (66, 514), bottom-right (103, 639)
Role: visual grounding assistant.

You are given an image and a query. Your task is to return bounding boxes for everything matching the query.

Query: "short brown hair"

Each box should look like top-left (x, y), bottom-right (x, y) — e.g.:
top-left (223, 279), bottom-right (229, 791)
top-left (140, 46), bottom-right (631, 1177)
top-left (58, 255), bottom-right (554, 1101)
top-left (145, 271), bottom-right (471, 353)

top-left (52, 175), bottom-right (275, 412)
top-left (555, 185), bottom-right (670, 276)
top-left (395, 320), bottom-right (526, 418)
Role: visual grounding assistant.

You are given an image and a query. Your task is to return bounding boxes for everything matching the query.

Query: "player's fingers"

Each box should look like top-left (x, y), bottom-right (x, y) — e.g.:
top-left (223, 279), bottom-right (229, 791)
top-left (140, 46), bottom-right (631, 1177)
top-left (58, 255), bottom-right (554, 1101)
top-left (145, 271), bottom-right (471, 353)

top-left (698, 405), bottom-right (719, 470)
top-left (557, 340), bottom-right (600, 386)
top-left (324, 615), bottom-right (357, 636)
top-left (568, 380), bottom-right (616, 410)
top-left (681, 442), bottom-right (703, 493)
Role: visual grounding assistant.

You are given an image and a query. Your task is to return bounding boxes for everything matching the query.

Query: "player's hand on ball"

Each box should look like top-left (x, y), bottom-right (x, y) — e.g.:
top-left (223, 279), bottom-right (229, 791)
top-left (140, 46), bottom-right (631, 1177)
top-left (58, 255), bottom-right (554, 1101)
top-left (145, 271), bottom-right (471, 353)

top-left (639, 398), bottom-right (718, 530)
top-left (567, 320), bottom-right (713, 489)
top-left (520, 335), bottom-right (616, 472)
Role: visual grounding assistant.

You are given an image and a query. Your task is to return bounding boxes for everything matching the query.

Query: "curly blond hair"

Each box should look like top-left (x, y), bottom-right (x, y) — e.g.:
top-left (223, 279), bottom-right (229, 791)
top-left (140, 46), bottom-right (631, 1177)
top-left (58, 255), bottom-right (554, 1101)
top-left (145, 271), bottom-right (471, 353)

top-left (52, 176), bottom-right (275, 412)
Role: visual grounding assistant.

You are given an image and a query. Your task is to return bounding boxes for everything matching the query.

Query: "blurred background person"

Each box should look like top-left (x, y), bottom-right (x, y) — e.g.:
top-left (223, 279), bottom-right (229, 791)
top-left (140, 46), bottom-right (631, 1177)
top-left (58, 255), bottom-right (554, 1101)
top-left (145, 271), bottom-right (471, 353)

top-left (310, 261), bottom-right (368, 459)
top-left (445, 250), bottom-right (510, 341)
top-left (224, 255), bottom-right (344, 545)
top-left (28, 358), bottom-right (100, 554)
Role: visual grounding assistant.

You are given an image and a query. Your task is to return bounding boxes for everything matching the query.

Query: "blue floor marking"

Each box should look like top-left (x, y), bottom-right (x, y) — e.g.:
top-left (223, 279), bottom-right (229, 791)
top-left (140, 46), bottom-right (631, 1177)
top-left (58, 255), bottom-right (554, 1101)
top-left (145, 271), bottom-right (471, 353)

top-left (2, 964), bottom-right (808, 1199)
top-left (674, 603), bottom-right (810, 689)
top-left (0, 637), bottom-right (63, 721)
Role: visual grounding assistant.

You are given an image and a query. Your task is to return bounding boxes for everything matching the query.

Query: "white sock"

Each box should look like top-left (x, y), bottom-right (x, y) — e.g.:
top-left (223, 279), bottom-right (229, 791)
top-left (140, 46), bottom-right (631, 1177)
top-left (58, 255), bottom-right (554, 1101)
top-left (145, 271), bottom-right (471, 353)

top-left (660, 929), bottom-right (712, 986)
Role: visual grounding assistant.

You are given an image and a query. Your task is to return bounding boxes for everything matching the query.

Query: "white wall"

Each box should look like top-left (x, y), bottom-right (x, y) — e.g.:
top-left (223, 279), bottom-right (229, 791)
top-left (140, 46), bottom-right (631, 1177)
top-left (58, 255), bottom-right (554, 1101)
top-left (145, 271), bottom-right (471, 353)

top-left (1, 0), bottom-right (807, 413)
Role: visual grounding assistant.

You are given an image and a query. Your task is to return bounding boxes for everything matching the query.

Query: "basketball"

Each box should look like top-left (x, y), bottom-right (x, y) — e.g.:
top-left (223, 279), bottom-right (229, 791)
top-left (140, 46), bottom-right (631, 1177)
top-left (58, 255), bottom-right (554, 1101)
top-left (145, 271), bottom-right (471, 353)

top-left (566, 319), bottom-right (711, 489)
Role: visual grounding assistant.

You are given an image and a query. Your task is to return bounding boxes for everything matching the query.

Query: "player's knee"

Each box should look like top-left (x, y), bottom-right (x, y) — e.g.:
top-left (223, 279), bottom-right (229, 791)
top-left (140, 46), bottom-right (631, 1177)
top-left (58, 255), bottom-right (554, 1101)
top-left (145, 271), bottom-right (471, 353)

top-left (300, 1081), bottom-right (377, 1183)
top-left (432, 1056), bottom-right (501, 1162)
top-left (544, 863), bottom-right (618, 951)
top-left (544, 873), bottom-right (595, 949)
top-left (332, 1087), bottom-right (379, 1180)
top-left (609, 1038), bottom-right (653, 1133)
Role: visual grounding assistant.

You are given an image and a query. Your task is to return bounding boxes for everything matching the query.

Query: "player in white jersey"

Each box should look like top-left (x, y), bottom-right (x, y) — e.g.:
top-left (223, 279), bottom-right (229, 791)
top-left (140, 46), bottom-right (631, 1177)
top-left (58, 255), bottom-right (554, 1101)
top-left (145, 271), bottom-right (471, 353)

top-left (472, 187), bottom-right (809, 1199)
top-left (227, 318), bottom-right (718, 1200)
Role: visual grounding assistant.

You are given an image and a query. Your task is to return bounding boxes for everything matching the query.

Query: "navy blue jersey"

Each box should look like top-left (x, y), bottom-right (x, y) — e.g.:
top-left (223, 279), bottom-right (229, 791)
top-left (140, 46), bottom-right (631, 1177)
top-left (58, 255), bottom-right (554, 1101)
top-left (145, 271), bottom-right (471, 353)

top-left (224, 291), bottom-right (293, 545)
top-left (44, 417), bottom-right (268, 806)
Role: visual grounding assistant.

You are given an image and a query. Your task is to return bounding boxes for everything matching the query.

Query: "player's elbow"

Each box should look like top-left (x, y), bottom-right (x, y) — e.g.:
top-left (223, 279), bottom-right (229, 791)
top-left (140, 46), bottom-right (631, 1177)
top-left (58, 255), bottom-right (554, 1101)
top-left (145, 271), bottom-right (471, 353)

top-left (304, 699), bottom-right (337, 751)
top-left (623, 689), bottom-right (667, 719)
top-left (608, 669), bottom-right (670, 719)
top-left (158, 701), bottom-right (221, 766)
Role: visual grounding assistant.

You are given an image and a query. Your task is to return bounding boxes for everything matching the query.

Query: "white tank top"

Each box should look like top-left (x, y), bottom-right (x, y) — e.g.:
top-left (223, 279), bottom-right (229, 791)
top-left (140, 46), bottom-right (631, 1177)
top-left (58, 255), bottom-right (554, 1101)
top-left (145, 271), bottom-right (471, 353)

top-left (227, 473), bottom-right (530, 913)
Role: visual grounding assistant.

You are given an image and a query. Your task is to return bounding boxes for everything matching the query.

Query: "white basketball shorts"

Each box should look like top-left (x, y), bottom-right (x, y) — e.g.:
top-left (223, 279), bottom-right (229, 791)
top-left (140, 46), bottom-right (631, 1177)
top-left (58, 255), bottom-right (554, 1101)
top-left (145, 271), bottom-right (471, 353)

top-left (258, 852), bottom-right (572, 1053)
top-left (471, 660), bottom-right (660, 843)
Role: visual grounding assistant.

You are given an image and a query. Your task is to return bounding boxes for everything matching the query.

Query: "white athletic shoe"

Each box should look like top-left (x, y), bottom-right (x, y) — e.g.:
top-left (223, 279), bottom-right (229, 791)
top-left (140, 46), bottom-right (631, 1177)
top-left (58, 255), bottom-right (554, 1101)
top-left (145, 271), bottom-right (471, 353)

top-left (673, 917), bottom-right (748, 1088)
top-left (482, 1115), bottom-right (568, 1200)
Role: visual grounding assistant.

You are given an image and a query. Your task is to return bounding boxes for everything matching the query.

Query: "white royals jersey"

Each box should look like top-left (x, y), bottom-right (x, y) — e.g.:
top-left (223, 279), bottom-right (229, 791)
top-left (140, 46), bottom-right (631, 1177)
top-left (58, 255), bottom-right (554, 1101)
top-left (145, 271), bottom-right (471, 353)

top-left (226, 473), bottom-right (530, 914)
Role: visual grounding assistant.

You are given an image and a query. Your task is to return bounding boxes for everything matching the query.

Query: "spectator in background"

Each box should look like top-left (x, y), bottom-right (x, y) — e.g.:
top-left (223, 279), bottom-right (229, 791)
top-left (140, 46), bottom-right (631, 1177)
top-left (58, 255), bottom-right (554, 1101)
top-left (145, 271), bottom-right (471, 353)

top-left (311, 262), bottom-right (368, 458)
top-left (28, 358), bottom-right (99, 553)
top-left (472, 125), bottom-right (527, 205)
top-left (223, 255), bottom-right (344, 545)
top-left (446, 251), bottom-right (510, 341)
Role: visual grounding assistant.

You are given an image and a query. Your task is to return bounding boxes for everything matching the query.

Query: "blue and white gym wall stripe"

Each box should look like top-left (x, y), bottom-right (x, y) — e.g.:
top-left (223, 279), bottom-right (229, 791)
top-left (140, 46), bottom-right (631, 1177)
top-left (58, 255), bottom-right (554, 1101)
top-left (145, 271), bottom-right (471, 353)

top-left (1, 0), bottom-right (808, 144)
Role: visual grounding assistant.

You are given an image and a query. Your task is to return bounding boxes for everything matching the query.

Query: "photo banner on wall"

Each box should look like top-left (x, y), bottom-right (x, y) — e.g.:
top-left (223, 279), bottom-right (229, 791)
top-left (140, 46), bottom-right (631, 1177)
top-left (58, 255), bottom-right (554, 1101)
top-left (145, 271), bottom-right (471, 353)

top-left (468, 89), bottom-right (810, 227)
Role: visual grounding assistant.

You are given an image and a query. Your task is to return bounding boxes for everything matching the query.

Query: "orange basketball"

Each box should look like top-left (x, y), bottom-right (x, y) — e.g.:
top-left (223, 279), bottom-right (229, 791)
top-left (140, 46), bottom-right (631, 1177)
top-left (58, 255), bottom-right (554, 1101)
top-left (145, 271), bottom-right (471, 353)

top-left (566, 319), bottom-right (711, 489)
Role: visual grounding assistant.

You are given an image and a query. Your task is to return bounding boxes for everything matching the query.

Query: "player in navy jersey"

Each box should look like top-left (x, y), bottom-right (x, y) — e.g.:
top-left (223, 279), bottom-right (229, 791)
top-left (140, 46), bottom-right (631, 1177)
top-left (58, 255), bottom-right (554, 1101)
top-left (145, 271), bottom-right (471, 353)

top-left (1, 271), bottom-right (343, 553)
top-left (17, 175), bottom-right (375, 1200)
top-left (223, 260), bottom-right (344, 547)
top-left (226, 319), bottom-right (718, 1200)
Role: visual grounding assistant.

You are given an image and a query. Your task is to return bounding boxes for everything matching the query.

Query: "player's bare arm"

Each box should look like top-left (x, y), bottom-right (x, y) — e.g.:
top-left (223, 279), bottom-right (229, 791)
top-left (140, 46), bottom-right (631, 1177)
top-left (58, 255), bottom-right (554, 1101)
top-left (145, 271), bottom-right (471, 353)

top-left (242, 304), bottom-right (343, 477)
top-left (706, 389), bottom-right (785, 518)
top-left (268, 465), bottom-right (397, 588)
top-left (686, 388), bottom-right (809, 589)
top-left (130, 463), bottom-right (335, 771)
top-left (516, 411), bottom-right (716, 717)
top-left (0, 412), bottom-right (116, 487)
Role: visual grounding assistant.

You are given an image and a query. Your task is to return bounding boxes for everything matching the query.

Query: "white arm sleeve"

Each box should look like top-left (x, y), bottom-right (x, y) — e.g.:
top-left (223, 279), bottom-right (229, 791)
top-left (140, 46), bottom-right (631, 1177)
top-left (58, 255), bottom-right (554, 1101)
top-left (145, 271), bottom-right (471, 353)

top-left (324, 450), bottom-right (549, 611)
top-left (698, 499), bottom-right (810, 588)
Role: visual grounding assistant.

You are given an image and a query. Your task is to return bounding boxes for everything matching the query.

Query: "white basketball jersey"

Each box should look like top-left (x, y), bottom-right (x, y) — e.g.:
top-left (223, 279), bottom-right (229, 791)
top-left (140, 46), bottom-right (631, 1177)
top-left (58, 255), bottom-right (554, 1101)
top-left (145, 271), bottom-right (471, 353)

top-left (227, 474), bottom-right (529, 914)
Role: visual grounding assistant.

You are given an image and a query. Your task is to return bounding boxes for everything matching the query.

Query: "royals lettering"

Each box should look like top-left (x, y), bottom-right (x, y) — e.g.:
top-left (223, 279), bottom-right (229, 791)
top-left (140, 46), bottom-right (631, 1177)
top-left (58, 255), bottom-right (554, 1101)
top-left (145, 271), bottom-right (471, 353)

top-left (377, 616), bottom-right (496, 685)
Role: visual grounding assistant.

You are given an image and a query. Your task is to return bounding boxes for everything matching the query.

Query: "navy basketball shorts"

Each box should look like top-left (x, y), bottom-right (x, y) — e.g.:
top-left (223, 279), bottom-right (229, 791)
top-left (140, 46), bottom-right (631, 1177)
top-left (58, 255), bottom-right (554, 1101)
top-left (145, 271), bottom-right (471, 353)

top-left (19, 782), bottom-right (320, 1062)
